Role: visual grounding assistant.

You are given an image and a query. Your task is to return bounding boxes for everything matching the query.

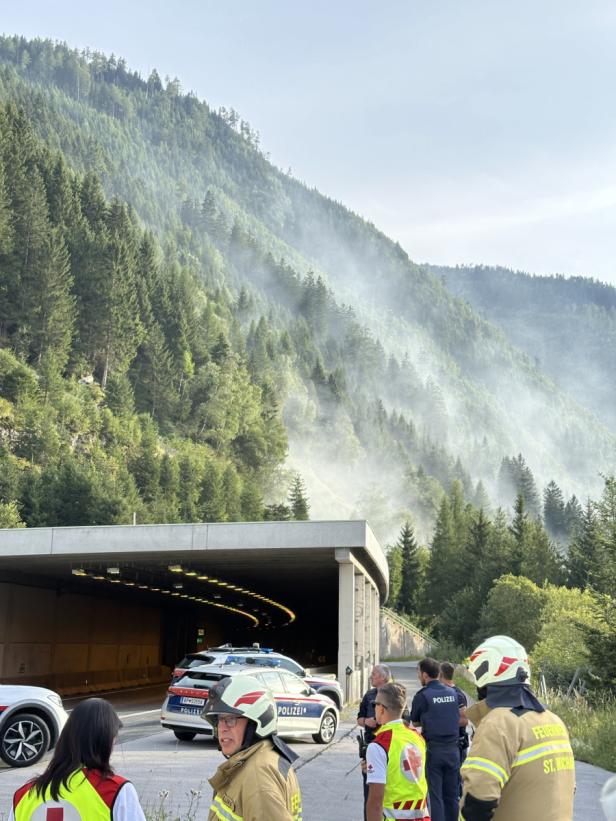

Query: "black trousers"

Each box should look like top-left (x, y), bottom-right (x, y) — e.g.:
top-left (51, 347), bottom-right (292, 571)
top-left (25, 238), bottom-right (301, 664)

top-left (426, 743), bottom-right (459, 821)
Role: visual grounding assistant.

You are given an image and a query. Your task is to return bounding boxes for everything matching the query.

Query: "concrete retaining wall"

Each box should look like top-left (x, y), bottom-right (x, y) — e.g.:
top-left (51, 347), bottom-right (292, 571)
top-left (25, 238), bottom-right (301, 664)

top-left (380, 609), bottom-right (435, 659)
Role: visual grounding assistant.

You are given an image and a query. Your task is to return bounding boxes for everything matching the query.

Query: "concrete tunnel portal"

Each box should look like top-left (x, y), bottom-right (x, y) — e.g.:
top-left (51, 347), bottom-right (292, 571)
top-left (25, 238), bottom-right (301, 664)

top-left (0, 521), bottom-right (388, 702)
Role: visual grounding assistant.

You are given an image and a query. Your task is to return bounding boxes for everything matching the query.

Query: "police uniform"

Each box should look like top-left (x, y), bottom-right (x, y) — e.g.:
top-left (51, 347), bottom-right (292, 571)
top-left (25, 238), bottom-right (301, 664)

top-left (366, 719), bottom-right (430, 820)
top-left (358, 686), bottom-right (379, 818)
top-left (410, 680), bottom-right (460, 821)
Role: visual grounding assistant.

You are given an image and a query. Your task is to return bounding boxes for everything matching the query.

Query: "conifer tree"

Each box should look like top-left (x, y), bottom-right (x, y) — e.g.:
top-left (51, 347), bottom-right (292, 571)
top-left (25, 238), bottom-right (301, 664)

top-left (395, 521), bottom-right (422, 617)
top-left (543, 480), bottom-right (567, 542)
top-left (289, 473), bottom-right (309, 520)
top-left (567, 499), bottom-right (601, 590)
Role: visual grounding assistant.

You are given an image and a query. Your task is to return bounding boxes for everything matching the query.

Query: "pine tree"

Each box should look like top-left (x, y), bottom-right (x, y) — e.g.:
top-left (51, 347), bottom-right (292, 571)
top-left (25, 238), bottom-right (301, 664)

top-left (567, 499), bottom-right (601, 590)
top-left (395, 521), bottom-right (422, 617)
top-left (289, 473), bottom-right (309, 520)
top-left (543, 480), bottom-right (567, 542)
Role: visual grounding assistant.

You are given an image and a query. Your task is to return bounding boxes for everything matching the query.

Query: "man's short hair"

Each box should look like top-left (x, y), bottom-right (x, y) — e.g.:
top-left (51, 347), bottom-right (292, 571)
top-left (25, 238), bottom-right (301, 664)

top-left (440, 661), bottom-right (455, 680)
top-left (377, 682), bottom-right (407, 716)
top-left (419, 657), bottom-right (440, 679)
top-left (372, 663), bottom-right (391, 681)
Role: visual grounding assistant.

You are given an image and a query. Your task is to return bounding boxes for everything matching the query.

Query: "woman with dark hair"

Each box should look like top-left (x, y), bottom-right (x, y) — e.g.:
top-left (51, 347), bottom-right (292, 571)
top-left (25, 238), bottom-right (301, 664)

top-left (9, 697), bottom-right (146, 820)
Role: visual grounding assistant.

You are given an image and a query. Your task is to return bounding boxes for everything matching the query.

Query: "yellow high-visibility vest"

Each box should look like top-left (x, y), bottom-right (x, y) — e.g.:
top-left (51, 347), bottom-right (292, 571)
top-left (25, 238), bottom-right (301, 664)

top-left (373, 721), bottom-right (429, 819)
top-left (14, 768), bottom-right (128, 820)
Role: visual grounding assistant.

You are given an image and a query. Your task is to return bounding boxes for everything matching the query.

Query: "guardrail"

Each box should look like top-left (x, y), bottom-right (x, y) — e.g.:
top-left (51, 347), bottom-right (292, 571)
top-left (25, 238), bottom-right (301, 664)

top-left (380, 607), bottom-right (439, 648)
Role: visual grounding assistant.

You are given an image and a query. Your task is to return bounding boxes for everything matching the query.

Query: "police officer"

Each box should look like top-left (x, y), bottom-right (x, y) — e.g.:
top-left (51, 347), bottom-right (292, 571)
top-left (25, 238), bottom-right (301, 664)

top-left (411, 657), bottom-right (462, 821)
top-left (439, 660), bottom-right (469, 795)
top-left (357, 663), bottom-right (392, 819)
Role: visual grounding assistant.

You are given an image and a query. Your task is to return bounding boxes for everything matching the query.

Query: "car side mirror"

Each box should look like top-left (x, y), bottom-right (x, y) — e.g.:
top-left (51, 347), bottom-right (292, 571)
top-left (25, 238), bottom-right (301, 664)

top-left (306, 687), bottom-right (316, 696)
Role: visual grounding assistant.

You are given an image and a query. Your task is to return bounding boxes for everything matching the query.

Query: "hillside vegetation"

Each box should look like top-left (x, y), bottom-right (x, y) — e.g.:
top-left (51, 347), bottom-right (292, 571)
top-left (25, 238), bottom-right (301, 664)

top-left (0, 36), bottom-right (614, 543)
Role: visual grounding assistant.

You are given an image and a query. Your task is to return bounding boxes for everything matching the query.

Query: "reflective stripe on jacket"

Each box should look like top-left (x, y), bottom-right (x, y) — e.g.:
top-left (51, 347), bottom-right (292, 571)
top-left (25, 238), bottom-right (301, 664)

top-left (208, 738), bottom-right (302, 821)
top-left (13, 768), bottom-right (128, 820)
top-left (461, 701), bottom-right (575, 821)
top-left (373, 721), bottom-right (429, 820)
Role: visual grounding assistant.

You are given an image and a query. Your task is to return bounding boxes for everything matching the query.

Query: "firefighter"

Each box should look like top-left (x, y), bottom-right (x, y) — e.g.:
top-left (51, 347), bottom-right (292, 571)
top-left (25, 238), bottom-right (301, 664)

top-left (365, 682), bottom-right (430, 821)
top-left (461, 634), bottom-right (575, 821)
top-left (202, 674), bottom-right (302, 821)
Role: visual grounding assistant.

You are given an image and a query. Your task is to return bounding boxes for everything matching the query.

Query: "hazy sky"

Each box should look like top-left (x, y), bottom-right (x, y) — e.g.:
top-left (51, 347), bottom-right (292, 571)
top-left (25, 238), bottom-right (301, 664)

top-left (4, 1), bottom-right (616, 282)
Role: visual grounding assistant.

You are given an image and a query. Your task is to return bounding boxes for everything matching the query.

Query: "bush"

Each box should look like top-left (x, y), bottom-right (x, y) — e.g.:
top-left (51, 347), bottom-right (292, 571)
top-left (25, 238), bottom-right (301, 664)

top-left (532, 586), bottom-right (603, 688)
top-left (478, 574), bottom-right (548, 651)
top-left (548, 691), bottom-right (616, 771)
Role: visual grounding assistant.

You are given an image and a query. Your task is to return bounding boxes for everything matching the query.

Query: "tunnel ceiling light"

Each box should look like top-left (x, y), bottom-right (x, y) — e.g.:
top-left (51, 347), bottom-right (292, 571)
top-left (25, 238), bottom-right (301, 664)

top-left (176, 567), bottom-right (297, 624)
top-left (173, 582), bottom-right (183, 590)
top-left (107, 567), bottom-right (120, 575)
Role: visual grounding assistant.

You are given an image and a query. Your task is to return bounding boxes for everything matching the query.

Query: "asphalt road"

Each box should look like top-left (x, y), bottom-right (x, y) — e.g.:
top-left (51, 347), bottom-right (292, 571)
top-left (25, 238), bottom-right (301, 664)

top-left (64, 682), bottom-right (170, 745)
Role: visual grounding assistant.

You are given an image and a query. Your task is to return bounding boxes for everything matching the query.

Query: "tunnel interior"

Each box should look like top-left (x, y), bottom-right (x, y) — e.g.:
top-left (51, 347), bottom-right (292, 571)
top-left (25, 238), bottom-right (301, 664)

top-left (0, 547), bottom-right (341, 692)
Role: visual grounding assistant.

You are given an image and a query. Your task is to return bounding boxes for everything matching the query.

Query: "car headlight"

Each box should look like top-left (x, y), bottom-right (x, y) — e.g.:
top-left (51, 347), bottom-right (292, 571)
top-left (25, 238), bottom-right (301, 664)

top-left (46, 693), bottom-right (63, 707)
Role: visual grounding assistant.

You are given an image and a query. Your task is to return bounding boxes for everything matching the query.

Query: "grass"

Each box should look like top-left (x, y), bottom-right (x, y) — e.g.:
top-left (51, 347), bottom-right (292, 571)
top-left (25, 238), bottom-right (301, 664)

top-left (453, 670), bottom-right (476, 700)
top-left (547, 691), bottom-right (616, 772)
top-left (143, 788), bottom-right (203, 821)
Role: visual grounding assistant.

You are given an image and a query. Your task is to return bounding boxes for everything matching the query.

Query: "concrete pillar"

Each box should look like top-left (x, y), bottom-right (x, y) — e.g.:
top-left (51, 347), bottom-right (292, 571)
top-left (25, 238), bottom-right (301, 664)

top-left (336, 551), bottom-right (356, 702)
top-left (354, 571), bottom-right (365, 677)
top-left (373, 587), bottom-right (380, 664)
top-left (364, 578), bottom-right (372, 675)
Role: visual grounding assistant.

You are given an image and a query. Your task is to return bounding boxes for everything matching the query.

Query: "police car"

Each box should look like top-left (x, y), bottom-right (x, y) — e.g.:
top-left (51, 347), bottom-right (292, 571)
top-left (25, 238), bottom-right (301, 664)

top-left (172, 644), bottom-right (343, 709)
top-left (161, 661), bottom-right (339, 744)
top-left (0, 684), bottom-right (67, 767)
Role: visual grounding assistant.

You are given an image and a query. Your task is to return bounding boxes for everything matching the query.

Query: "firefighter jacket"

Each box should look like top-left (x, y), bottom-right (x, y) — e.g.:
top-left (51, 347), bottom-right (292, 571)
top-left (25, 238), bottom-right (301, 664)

top-left (208, 737), bottom-right (302, 821)
top-left (372, 720), bottom-right (429, 819)
top-left (13, 768), bottom-right (130, 820)
top-left (461, 699), bottom-right (575, 821)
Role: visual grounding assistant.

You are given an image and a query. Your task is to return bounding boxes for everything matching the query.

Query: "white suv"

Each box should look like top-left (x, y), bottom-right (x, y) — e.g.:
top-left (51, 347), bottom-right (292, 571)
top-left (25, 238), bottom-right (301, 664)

top-left (0, 684), bottom-right (68, 767)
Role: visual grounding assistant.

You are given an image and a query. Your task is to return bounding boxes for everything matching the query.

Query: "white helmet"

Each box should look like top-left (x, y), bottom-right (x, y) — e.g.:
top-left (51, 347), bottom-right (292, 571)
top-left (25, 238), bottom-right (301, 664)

top-left (202, 674), bottom-right (277, 738)
top-left (468, 635), bottom-right (530, 688)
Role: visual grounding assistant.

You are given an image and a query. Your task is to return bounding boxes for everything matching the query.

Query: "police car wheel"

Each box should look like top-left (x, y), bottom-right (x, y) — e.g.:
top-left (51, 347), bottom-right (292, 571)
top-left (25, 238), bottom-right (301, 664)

top-left (312, 710), bottom-right (337, 744)
top-left (173, 731), bottom-right (197, 741)
top-left (0, 713), bottom-right (51, 767)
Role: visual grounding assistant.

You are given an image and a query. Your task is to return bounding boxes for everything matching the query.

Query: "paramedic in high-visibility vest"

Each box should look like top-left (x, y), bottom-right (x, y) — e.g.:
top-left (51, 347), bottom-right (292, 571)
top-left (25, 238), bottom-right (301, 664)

top-left (365, 682), bottom-right (430, 821)
top-left (461, 634), bottom-right (575, 821)
top-left (10, 697), bottom-right (146, 820)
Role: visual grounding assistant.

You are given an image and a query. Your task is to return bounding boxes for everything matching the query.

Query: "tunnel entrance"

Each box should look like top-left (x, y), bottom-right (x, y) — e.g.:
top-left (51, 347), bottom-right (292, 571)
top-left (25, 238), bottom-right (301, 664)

top-left (0, 521), bottom-right (387, 699)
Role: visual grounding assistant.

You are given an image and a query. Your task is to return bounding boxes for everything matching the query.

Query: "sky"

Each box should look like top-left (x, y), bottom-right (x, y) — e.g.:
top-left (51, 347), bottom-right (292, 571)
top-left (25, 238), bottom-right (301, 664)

top-left (4, 0), bottom-right (616, 282)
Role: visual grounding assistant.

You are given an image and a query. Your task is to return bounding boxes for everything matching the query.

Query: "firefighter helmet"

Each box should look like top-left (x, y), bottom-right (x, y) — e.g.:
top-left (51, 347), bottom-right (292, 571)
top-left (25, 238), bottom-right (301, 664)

top-left (202, 674), bottom-right (277, 738)
top-left (468, 635), bottom-right (531, 687)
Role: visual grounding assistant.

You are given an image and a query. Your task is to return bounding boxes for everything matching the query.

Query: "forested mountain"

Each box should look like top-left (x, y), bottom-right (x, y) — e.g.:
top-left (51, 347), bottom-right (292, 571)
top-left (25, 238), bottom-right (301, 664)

top-left (432, 263), bottom-right (616, 433)
top-left (0, 35), bottom-right (614, 543)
